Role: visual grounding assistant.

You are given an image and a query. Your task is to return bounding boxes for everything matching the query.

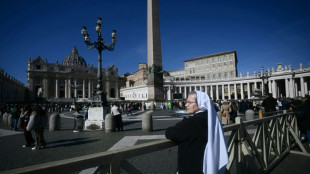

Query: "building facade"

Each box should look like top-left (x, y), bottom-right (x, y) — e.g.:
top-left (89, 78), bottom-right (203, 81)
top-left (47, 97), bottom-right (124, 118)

top-left (26, 46), bottom-right (120, 102)
top-left (165, 61), bottom-right (310, 101)
top-left (184, 51), bottom-right (238, 81)
top-left (120, 63), bottom-right (148, 101)
top-left (120, 51), bottom-right (310, 102)
top-left (0, 68), bottom-right (26, 103)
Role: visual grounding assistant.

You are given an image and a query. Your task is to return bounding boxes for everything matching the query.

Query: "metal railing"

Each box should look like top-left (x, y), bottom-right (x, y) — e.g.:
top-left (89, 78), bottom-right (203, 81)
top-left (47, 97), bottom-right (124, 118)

top-left (1, 111), bottom-right (309, 174)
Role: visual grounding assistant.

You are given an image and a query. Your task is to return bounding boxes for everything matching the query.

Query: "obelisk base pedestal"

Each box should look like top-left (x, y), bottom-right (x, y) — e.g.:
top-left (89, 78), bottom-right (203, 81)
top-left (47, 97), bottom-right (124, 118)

top-left (85, 106), bottom-right (110, 130)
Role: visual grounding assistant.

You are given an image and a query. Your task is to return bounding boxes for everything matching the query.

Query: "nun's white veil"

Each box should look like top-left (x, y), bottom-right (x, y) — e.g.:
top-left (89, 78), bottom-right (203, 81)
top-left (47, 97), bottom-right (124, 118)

top-left (194, 90), bottom-right (228, 174)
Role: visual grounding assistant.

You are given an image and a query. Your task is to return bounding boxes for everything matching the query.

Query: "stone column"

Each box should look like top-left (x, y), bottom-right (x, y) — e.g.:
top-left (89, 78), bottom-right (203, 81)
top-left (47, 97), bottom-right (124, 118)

top-left (222, 84), bottom-right (225, 100)
top-left (74, 80), bottom-right (77, 98)
top-left (290, 78), bottom-right (295, 98)
top-left (83, 79), bottom-right (86, 98)
top-left (44, 78), bottom-right (48, 98)
top-left (268, 80), bottom-right (272, 94)
top-left (272, 80), bottom-right (277, 98)
top-left (240, 83), bottom-right (244, 99)
top-left (55, 79), bottom-right (59, 98)
top-left (274, 80), bottom-right (278, 98)
top-left (254, 81), bottom-right (257, 90)
top-left (88, 80), bottom-right (91, 98)
top-left (247, 82), bottom-right (250, 99)
top-left (68, 79), bottom-right (71, 98)
top-left (300, 77), bottom-right (305, 97)
top-left (65, 79), bottom-right (68, 98)
top-left (115, 80), bottom-right (119, 98)
top-left (106, 80), bottom-right (110, 99)
top-left (210, 85), bottom-right (213, 99)
top-left (295, 82), bottom-right (298, 97)
top-left (167, 86), bottom-right (171, 101)
top-left (261, 80), bottom-right (264, 96)
top-left (228, 84), bottom-right (231, 100)
top-left (234, 83), bottom-right (237, 100)
top-left (184, 86), bottom-right (187, 98)
top-left (216, 85), bottom-right (219, 100)
top-left (305, 81), bottom-right (309, 95)
top-left (285, 78), bottom-right (289, 98)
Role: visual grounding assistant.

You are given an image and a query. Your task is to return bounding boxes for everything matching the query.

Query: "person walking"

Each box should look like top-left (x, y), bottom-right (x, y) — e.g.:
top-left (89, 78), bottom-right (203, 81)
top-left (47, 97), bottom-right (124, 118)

top-left (221, 100), bottom-right (232, 126)
top-left (168, 102), bottom-right (172, 112)
top-left (230, 101), bottom-right (238, 123)
top-left (11, 105), bottom-right (19, 131)
top-left (27, 105), bottom-right (47, 150)
top-left (20, 105), bottom-right (34, 148)
top-left (165, 91), bottom-right (228, 174)
top-left (111, 103), bottom-right (123, 131)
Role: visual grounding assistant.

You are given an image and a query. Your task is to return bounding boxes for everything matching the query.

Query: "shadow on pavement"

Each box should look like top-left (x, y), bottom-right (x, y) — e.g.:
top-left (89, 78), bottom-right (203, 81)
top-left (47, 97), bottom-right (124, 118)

top-left (46, 138), bottom-right (100, 148)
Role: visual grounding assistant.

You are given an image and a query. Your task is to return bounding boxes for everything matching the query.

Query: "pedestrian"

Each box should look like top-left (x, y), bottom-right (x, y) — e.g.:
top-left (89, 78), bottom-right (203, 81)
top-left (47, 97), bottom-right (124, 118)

top-left (230, 101), bottom-right (238, 123)
top-left (168, 102), bottom-right (172, 112)
top-left (300, 95), bottom-right (310, 147)
top-left (27, 105), bottom-right (47, 150)
top-left (11, 105), bottom-right (19, 131)
top-left (262, 93), bottom-right (277, 113)
top-left (111, 103), bottom-right (123, 131)
top-left (82, 105), bottom-right (89, 120)
top-left (20, 104), bottom-right (34, 148)
top-left (221, 100), bottom-right (232, 126)
top-left (165, 91), bottom-right (228, 174)
top-left (277, 98), bottom-right (283, 110)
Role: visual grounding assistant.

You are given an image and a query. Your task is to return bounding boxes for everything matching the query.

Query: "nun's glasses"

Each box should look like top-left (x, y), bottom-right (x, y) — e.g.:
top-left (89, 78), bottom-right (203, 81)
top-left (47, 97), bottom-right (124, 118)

top-left (186, 101), bottom-right (196, 105)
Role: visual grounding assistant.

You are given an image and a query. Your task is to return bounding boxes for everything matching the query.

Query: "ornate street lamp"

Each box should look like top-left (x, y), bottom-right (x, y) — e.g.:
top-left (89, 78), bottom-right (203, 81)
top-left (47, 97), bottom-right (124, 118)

top-left (258, 67), bottom-right (270, 97)
top-left (81, 17), bottom-right (117, 106)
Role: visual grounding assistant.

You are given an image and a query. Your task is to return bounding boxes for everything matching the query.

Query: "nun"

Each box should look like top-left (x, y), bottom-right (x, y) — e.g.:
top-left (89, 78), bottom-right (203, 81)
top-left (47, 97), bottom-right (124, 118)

top-left (165, 91), bottom-right (228, 174)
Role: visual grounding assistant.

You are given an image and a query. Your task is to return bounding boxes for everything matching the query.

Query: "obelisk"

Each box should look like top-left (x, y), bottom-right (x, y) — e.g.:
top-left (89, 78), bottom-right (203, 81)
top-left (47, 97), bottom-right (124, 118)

top-left (147, 0), bottom-right (164, 102)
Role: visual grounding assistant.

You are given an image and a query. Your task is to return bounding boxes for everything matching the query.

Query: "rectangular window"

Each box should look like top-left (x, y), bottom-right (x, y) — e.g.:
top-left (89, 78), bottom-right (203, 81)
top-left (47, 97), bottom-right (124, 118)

top-left (35, 78), bottom-right (41, 85)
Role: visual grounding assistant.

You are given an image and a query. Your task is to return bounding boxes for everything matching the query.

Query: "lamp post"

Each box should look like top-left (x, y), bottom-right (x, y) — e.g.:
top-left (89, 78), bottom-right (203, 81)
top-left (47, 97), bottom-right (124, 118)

top-left (81, 17), bottom-right (117, 106)
top-left (259, 67), bottom-right (269, 97)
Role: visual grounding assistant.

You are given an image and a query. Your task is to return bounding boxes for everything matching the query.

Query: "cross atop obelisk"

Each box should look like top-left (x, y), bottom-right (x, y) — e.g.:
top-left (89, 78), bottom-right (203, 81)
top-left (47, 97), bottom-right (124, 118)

top-left (147, 0), bottom-right (164, 102)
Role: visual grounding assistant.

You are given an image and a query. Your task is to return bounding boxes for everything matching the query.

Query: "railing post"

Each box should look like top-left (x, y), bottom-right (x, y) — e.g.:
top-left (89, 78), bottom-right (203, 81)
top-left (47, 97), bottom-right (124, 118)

top-left (110, 159), bottom-right (120, 174)
top-left (235, 117), bottom-right (245, 174)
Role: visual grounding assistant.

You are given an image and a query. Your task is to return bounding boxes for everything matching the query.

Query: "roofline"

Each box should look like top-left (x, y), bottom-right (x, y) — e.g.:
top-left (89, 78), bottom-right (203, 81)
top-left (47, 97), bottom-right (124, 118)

top-left (184, 51), bottom-right (237, 62)
top-left (167, 68), bottom-right (184, 72)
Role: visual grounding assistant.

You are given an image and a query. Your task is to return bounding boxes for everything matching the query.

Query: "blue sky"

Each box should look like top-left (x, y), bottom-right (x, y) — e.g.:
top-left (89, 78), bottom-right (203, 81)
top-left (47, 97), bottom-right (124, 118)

top-left (1, 0), bottom-right (310, 86)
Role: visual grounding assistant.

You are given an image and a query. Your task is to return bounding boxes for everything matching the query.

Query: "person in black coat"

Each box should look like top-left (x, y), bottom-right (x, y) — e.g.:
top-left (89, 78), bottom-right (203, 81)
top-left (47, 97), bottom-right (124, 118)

top-left (300, 95), bottom-right (310, 146)
top-left (166, 112), bottom-right (207, 173)
top-left (262, 93), bottom-right (277, 112)
top-left (166, 91), bottom-right (228, 174)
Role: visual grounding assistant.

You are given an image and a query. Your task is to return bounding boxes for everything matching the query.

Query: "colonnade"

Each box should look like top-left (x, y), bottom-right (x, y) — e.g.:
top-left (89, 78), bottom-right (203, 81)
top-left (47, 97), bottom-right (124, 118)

top-left (166, 80), bottom-right (262, 101)
top-left (165, 73), bottom-right (310, 101)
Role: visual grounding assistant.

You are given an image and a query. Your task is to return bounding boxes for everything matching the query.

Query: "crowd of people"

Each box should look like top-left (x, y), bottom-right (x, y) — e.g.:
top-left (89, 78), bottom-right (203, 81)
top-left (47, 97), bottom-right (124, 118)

top-left (1, 94), bottom-right (309, 152)
top-left (0, 103), bottom-right (48, 150)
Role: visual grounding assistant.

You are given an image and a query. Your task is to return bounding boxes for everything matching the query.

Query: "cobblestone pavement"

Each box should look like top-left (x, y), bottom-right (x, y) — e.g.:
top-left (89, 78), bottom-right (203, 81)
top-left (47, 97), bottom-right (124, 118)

top-left (0, 109), bottom-right (310, 174)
